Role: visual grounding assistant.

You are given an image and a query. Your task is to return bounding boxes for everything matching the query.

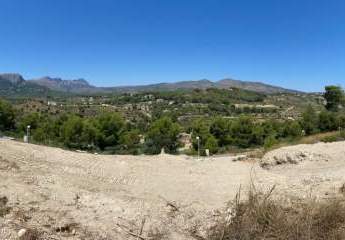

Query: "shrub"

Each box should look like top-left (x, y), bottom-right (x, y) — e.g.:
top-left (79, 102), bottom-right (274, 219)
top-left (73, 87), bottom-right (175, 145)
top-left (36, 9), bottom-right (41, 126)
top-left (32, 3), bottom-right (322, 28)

top-left (263, 135), bottom-right (278, 150)
top-left (205, 135), bottom-right (219, 154)
top-left (321, 135), bottom-right (339, 143)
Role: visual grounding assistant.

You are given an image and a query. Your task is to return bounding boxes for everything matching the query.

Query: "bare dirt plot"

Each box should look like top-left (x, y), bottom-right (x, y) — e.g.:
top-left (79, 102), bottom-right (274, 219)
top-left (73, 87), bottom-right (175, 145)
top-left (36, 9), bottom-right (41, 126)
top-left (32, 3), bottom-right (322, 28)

top-left (0, 140), bottom-right (345, 239)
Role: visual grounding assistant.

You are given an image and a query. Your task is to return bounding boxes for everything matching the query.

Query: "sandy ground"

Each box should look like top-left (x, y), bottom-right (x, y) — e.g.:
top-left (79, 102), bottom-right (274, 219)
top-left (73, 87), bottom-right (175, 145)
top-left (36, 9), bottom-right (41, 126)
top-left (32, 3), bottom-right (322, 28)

top-left (1, 140), bottom-right (345, 239)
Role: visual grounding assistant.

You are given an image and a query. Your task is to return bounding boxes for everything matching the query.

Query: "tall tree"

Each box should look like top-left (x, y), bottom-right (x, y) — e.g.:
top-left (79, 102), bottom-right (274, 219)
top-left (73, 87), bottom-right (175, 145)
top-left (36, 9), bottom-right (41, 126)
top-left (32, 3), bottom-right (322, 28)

top-left (0, 99), bottom-right (15, 132)
top-left (210, 117), bottom-right (232, 146)
top-left (324, 86), bottom-right (344, 112)
top-left (94, 112), bottom-right (125, 150)
top-left (145, 116), bottom-right (180, 154)
top-left (300, 105), bottom-right (318, 135)
top-left (61, 115), bottom-right (85, 148)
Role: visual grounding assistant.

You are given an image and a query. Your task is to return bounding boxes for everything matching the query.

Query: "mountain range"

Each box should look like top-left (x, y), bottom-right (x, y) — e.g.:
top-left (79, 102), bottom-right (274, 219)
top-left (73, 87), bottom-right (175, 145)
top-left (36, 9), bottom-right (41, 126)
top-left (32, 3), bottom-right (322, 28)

top-left (0, 73), bottom-right (301, 96)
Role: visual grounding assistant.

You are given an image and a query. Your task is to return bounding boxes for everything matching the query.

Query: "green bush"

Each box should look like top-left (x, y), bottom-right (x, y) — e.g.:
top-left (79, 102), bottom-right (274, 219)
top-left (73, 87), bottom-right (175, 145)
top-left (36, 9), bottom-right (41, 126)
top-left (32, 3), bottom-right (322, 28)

top-left (320, 135), bottom-right (338, 143)
top-left (264, 135), bottom-right (278, 150)
top-left (205, 135), bottom-right (219, 154)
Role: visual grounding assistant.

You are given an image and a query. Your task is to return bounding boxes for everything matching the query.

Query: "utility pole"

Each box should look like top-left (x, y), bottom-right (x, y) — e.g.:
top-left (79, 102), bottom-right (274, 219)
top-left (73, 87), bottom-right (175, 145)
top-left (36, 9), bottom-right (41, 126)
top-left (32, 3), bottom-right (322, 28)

top-left (27, 125), bottom-right (31, 143)
top-left (196, 136), bottom-right (200, 160)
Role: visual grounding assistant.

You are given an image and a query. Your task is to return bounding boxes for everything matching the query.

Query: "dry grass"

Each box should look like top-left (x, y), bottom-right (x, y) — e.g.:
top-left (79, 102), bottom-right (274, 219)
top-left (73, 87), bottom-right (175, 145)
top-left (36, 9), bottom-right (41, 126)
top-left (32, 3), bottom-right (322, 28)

top-left (206, 187), bottom-right (345, 240)
top-left (263, 131), bottom-right (341, 153)
top-left (147, 227), bottom-right (168, 240)
top-left (19, 229), bottom-right (41, 240)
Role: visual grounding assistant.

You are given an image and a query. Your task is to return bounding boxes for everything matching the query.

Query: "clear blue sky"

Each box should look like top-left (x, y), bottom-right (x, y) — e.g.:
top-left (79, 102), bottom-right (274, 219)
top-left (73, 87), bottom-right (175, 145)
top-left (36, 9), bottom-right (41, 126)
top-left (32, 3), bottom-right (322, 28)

top-left (1, 0), bottom-right (344, 91)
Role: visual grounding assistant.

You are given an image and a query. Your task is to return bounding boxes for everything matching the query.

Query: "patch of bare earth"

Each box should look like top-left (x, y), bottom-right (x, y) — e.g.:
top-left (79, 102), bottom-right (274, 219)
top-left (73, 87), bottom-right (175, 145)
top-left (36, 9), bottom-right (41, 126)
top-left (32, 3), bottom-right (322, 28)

top-left (0, 140), bottom-right (345, 239)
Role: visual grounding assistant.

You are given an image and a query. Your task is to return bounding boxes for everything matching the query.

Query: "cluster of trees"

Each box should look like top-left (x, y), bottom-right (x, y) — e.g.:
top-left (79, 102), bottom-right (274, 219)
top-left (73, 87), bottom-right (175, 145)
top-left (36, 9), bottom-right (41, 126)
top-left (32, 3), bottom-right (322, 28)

top-left (0, 100), bottom-right (181, 154)
top-left (16, 112), bottom-right (146, 154)
top-left (301, 106), bottom-right (345, 135)
top-left (0, 85), bottom-right (344, 155)
top-left (191, 116), bottom-right (303, 154)
top-left (189, 85), bottom-right (344, 154)
top-left (191, 106), bottom-right (345, 155)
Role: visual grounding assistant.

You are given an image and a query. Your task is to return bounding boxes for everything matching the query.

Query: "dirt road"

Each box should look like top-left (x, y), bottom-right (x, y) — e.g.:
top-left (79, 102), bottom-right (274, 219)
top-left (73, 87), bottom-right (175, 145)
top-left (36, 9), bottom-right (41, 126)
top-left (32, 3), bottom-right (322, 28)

top-left (1, 140), bottom-right (345, 239)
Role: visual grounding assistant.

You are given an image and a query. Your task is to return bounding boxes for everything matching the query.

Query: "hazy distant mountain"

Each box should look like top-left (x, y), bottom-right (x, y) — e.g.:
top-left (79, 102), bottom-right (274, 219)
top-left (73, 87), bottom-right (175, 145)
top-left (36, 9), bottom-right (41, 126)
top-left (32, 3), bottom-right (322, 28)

top-left (109, 78), bottom-right (300, 94)
top-left (106, 79), bottom-right (216, 93)
top-left (0, 73), bottom-right (301, 96)
top-left (30, 77), bottom-right (96, 93)
top-left (0, 73), bottom-right (25, 86)
top-left (0, 73), bottom-right (54, 98)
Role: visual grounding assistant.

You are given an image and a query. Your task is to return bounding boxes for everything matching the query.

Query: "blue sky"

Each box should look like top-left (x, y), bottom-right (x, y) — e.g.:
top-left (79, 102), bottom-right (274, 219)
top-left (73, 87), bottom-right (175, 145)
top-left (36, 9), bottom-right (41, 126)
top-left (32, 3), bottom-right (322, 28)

top-left (1, 0), bottom-right (344, 91)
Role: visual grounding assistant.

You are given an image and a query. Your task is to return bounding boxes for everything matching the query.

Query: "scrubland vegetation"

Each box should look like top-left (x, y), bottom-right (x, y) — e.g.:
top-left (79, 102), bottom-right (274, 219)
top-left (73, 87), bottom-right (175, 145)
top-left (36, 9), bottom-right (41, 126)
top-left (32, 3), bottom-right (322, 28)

top-left (0, 86), bottom-right (344, 155)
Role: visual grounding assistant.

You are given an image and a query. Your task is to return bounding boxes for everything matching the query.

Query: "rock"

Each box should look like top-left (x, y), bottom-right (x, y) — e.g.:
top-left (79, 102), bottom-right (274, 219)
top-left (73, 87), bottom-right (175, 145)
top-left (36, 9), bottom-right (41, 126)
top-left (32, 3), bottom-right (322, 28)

top-left (18, 229), bottom-right (27, 238)
top-left (260, 146), bottom-right (331, 169)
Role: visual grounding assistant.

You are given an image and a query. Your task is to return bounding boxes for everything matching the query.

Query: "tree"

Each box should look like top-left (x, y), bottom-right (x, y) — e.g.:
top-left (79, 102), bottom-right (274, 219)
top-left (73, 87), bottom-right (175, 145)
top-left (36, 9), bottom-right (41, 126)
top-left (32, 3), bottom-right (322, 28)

top-left (120, 129), bottom-right (141, 149)
top-left (145, 117), bottom-right (181, 154)
top-left (337, 114), bottom-right (345, 129)
top-left (19, 112), bottom-right (40, 133)
top-left (61, 115), bottom-right (86, 148)
top-left (318, 111), bottom-right (337, 132)
top-left (32, 127), bottom-right (47, 143)
top-left (205, 135), bottom-right (219, 154)
top-left (0, 99), bottom-right (15, 131)
top-left (251, 124), bottom-right (266, 145)
top-left (324, 86), bottom-right (344, 112)
top-left (32, 117), bottom-right (59, 144)
top-left (283, 121), bottom-right (302, 139)
top-left (230, 116), bottom-right (255, 148)
top-left (191, 119), bottom-right (211, 150)
top-left (94, 112), bottom-right (125, 150)
top-left (300, 105), bottom-right (318, 135)
top-left (210, 117), bottom-right (232, 146)
top-left (81, 119), bottom-right (98, 148)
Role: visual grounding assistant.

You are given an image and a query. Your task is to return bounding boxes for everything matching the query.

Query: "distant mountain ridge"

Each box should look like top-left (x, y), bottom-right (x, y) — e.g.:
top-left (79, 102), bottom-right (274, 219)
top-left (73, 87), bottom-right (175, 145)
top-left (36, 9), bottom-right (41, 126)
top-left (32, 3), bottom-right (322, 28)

top-left (0, 73), bottom-right (25, 85)
top-left (109, 78), bottom-right (300, 94)
top-left (31, 77), bottom-right (96, 92)
top-left (0, 73), bottom-right (57, 98)
top-left (0, 73), bottom-right (302, 95)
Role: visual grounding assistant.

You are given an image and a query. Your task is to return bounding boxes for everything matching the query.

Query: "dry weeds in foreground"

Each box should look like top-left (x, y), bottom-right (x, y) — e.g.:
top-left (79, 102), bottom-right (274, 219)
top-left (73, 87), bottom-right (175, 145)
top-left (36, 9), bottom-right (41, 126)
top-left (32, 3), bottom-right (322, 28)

top-left (206, 186), bottom-right (345, 240)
